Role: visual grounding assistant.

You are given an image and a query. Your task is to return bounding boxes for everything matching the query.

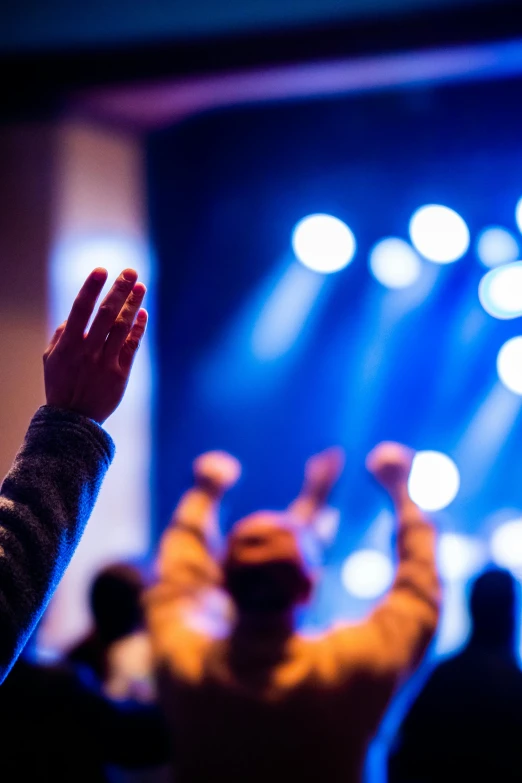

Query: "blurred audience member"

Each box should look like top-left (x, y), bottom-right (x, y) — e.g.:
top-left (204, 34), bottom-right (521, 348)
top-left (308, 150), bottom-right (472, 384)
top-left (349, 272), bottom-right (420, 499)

top-left (0, 267), bottom-right (147, 681)
top-left (68, 563), bottom-right (171, 782)
top-left (68, 563), bottom-right (153, 698)
top-left (146, 442), bottom-right (440, 782)
top-left (388, 567), bottom-right (522, 783)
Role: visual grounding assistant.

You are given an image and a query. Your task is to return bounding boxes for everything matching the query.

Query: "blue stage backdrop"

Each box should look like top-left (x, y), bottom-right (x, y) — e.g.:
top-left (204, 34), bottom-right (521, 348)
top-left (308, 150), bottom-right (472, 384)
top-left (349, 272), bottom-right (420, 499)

top-left (148, 76), bottom-right (522, 660)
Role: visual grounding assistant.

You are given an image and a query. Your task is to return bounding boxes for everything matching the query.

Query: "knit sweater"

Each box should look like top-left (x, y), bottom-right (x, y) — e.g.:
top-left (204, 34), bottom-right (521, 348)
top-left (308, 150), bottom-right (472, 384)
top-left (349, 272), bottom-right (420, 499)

top-left (146, 495), bottom-right (440, 783)
top-left (0, 405), bottom-right (114, 681)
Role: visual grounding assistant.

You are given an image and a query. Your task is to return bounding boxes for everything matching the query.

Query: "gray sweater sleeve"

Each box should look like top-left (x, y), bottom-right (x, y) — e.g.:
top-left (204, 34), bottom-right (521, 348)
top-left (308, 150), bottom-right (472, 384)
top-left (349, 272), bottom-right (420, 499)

top-left (0, 405), bottom-right (115, 681)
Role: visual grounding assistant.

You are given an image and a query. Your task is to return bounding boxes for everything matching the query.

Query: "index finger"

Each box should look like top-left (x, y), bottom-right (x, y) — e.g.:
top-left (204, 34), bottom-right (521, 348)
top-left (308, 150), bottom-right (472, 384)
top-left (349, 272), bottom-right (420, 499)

top-left (85, 268), bottom-right (138, 353)
top-left (61, 268), bottom-right (108, 343)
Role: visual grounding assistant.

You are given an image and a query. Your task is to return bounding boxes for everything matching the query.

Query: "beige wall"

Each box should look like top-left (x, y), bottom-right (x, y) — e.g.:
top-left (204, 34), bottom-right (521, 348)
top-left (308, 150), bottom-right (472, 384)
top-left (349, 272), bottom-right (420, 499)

top-left (0, 125), bottom-right (55, 479)
top-left (0, 121), bottom-right (152, 652)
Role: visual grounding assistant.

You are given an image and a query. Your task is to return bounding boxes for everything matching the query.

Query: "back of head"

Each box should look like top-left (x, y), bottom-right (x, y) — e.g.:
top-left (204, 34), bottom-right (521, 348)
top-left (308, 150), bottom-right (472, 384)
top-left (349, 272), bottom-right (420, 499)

top-left (90, 563), bottom-right (146, 644)
top-left (469, 568), bottom-right (518, 652)
top-left (223, 512), bottom-right (313, 614)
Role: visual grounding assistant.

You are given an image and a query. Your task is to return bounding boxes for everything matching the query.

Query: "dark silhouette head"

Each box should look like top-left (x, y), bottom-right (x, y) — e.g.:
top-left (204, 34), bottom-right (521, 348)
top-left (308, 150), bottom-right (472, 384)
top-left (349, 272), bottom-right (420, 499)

top-left (469, 567), bottom-right (518, 653)
top-left (90, 563), bottom-right (146, 645)
top-left (223, 511), bottom-right (314, 615)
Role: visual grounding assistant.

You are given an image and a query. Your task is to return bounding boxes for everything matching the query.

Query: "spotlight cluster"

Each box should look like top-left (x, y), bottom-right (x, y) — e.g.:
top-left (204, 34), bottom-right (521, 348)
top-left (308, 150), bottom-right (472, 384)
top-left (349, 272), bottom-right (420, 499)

top-left (292, 198), bottom-right (522, 396)
top-left (292, 203), bottom-right (475, 286)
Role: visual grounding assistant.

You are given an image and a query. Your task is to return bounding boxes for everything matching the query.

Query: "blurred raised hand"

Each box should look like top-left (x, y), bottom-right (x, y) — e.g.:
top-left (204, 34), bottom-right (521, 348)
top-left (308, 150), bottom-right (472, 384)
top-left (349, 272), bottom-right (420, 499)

top-left (193, 451), bottom-right (242, 498)
top-left (366, 441), bottom-right (414, 496)
top-left (44, 267), bottom-right (147, 424)
top-left (303, 447), bottom-right (345, 501)
top-left (288, 447), bottom-right (345, 525)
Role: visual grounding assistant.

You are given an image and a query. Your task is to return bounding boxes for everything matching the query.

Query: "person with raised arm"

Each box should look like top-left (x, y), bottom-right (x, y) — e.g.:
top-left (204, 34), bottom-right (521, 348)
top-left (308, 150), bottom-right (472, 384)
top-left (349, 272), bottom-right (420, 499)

top-left (145, 442), bottom-right (440, 782)
top-left (0, 266), bottom-right (147, 681)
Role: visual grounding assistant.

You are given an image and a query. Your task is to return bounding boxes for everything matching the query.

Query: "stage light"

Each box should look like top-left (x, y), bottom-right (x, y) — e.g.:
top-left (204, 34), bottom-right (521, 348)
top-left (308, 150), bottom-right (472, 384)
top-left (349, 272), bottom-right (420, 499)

top-left (438, 533), bottom-right (486, 581)
top-left (516, 197), bottom-right (522, 234)
top-left (341, 549), bottom-right (394, 599)
top-left (292, 214), bottom-right (356, 274)
top-left (369, 237), bottom-right (421, 289)
top-left (409, 204), bottom-right (469, 263)
top-left (408, 451), bottom-right (460, 511)
top-left (251, 263), bottom-right (325, 360)
top-left (476, 226), bottom-right (519, 268)
top-left (491, 517), bottom-right (522, 571)
top-left (479, 262), bottom-right (522, 320)
top-left (497, 337), bottom-right (522, 395)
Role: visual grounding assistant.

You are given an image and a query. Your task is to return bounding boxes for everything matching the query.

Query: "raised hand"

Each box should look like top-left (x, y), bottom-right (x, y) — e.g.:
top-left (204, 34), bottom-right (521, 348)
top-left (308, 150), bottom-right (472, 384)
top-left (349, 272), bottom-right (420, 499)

top-left (44, 267), bottom-right (147, 424)
top-left (288, 447), bottom-right (345, 526)
top-left (303, 447), bottom-right (345, 502)
top-left (366, 441), bottom-right (414, 496)
top-left (193, 451), bottom-right (242, 498)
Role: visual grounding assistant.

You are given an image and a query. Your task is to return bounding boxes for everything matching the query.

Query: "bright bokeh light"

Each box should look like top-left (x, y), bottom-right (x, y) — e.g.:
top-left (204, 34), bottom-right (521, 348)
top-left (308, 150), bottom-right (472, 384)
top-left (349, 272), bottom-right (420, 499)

top-left (516, 197), bottom-right (522, 234)
top-left (369, 237), bottom-right (422, 289)
top-left (476, 226), bottom-right (519, 268)
top-left (409, 204), bottom-right (470, 263)
top-left (292, 214), bottom-right (356, 274)
top-left (491, 517), bottom-right (522, 571)
top-left (438, 533), bottom-right (486, 582)
top-left (497, 337), bottom-right (522, 395)
top-left (341, 549), bottom-right (394, 599)
top-left (408, 451), bottom-right (460, 511)
top-left (479, 262), bottom-right (522, 320)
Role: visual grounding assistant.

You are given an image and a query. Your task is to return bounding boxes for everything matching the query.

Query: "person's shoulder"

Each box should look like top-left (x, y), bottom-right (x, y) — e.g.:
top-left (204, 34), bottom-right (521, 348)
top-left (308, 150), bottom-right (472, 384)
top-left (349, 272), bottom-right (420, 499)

top-left (293, 624), bottom-right (363, 684)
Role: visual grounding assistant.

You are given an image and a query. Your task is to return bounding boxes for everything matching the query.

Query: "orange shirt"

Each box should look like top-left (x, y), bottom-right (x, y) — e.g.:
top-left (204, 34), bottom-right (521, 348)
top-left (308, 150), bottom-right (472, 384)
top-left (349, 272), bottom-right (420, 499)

top-left (145, 496), bottom-right (439, 783)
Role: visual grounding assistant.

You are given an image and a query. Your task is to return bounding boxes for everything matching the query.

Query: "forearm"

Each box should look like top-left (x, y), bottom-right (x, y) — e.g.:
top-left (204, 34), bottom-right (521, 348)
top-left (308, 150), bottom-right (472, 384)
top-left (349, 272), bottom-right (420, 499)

top-left (392, 484), bottom-right (439, 607)
top-left (391, 483), bottom-right (427, 529)
top-left (288, 493), bottom-right (323, 527)
top-left (146, 474), bottom-right (227, 655)
top-left (156, 484), bottom-right (221, 578)
top-left (363, 484), bottom-right (439, 682)
top-left (168, 485), bottom-right (220, 541)
top-left (0, 406), bottom-right (114, 681)
top-left (288, 448), bottom-right (343, 526)
top-left (148, 486), bottom-right (222, 625)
